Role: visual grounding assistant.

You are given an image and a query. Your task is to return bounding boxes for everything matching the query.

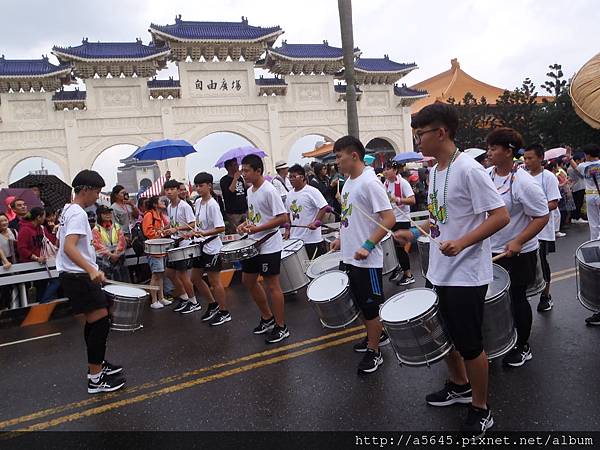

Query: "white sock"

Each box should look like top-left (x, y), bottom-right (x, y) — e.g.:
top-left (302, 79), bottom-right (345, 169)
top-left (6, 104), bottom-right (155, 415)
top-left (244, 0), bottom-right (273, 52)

top-left (188, 296), bottom-right (197, 304)
top-left (180, 293), bottom-right (189, 300)
top-left (89, 371), bottom-right (101, 382)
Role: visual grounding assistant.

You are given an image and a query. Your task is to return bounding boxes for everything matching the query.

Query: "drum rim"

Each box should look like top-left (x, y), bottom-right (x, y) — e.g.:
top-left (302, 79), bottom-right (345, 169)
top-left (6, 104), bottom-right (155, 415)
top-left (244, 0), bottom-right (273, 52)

top-left (103, 284), bottom-right (148, 298)
top-left (306, 251), bottom-right (342, 278)
top-left (221, 239), bottom-right (258, 252)
top-left (167, 244), bottom-right (201, 253)
top-left (575, 239), bottom-right (600, 269)
top-left (486, 264), bottom-right (511, 303)
top-left (145, 238), bottom-right (174, 245)
top-left (379, 287), bottom-right (438, 323)
top-left (306, 270), bottom-right (349, 302)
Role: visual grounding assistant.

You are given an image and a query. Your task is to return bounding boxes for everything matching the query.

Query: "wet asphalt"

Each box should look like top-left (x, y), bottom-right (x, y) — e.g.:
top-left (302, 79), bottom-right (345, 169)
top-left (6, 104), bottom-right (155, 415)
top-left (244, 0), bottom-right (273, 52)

top-left (1, 222), bottom-right (599, 433)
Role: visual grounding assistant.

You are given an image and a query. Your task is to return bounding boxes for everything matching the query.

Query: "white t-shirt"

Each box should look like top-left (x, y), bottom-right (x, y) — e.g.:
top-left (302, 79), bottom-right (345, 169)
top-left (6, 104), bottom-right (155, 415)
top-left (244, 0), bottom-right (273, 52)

top-left (340, 167), bottom-right (392, 268)
top-left (427, 153), bottom-right (505, 287)
top-left (531, 169), bottom-right (561, 242)
top-left (272, 175), bottom-right (293, 200)
top-left (577, 161), bottom-right (600, 197)
top-left (384, 176), bottom-right (415, 223)
top-left (285, 184), bottom-right (328, 244)
top-left (487, 167), bottom-right (549, 253)
top-left (247, 181), bottom-right (287, 254)
top-left (167, 200), bottom-right (195, 247)
top-left (194, 197), bottom-right (225, 255)
top-left (56, 203), bottom-right (98, 273)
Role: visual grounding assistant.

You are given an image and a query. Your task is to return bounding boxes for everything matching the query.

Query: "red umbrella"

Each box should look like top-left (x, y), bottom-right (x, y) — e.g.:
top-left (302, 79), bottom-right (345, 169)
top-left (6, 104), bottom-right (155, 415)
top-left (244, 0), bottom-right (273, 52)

top-left (0, 188), bottom-right (43, 214)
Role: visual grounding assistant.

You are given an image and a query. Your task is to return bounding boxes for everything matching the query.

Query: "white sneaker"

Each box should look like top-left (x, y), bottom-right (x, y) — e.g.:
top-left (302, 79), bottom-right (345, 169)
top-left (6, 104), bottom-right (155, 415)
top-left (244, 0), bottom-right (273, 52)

top-left (555, 231), bottom-right (566, 238)
top-left (151, 302), bottom-right (165, 309)
top-left (159, 298), bottom-right (173, 306)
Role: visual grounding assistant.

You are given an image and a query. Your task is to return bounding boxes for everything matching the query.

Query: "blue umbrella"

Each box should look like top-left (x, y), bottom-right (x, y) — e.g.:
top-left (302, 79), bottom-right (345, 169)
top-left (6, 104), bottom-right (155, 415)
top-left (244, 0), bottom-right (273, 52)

top-left (393, 151), bottom-right (423, 164)
top-left (132, 139), bottom-right (197, 161)
top-left (214, 146), bottom-right (267, 168)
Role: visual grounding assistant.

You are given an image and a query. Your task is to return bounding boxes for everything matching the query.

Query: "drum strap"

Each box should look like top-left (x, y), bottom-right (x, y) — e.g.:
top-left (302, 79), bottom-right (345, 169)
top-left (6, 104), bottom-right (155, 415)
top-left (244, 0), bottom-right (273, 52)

top-left (198, 235), bottom-right (217, 252)
top-left (254, 231), bottom-right (278, 247)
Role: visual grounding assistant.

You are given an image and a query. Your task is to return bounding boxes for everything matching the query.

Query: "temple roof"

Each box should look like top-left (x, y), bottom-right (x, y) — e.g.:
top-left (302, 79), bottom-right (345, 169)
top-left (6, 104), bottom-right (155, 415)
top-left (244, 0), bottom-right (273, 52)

top-left (147, 77), bottom-right (181, 89)
top-left (149, 16), bottom-right (283, 43)
top-left (269, 41), bottom-right (357, 60)
top-left (255, 76), bottom-right (287, 86)
top-left (263, 41), bottom-right (359, 75)
top-left (52, 39), bottom-right (170, 61)
top-left (0, 55), bottom-right (71, 78)
top-left (52, 89), bottom-right (87, 101)
top-left (355, 56), bottom-right (416, 73)
top-left (394, 84), bottom-right (428, 98)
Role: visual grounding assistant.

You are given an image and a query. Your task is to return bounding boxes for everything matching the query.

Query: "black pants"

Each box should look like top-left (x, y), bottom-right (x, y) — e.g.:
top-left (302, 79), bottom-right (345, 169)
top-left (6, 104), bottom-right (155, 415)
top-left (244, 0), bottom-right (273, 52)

top-left (305, 241), bottom-right (326, 260)
top-left (572, 189), bottom-right (585, 220)
top-left (391, 222), bottom-right (411, 272)
top-left (539, 240), bottom-right (555, 284)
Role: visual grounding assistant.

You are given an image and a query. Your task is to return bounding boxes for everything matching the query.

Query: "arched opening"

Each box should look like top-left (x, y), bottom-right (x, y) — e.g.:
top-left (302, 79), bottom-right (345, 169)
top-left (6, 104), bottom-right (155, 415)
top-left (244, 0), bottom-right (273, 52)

top-left (9, 157), bottom-right (65, 184)
top-left (186, 132), bottom-right (255, 186)
top-left (366, 137), bottom-right (396, 168)
top-left (288, 134), bottom-right (333, 166)
top-left (91, 144), bottom-right (152, 194)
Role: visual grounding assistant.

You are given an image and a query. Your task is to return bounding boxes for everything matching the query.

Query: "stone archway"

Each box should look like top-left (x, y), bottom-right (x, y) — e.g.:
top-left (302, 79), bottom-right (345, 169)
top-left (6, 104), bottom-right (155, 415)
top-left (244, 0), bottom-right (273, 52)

top-left (281, 126), bottom-right (343, 162)
top-left (4, 151), bottom-right (69, 186)
top-left (364, 135), bottom-right (399, 168)
top-left (90, 143), bottom-right (140, 191)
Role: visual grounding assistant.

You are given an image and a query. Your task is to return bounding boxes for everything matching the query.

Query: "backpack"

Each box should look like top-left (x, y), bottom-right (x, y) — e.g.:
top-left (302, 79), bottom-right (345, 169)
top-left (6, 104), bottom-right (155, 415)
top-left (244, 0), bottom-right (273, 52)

top-left (130, 221), bottom-right (147, 256)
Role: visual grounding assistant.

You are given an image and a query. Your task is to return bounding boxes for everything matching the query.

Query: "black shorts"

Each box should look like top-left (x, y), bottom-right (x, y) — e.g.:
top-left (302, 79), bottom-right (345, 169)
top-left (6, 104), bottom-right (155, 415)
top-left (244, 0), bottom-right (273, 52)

top-left (166, 258), bottom-right (193, 271)
top-left (241, 252), bottom-right (281, 276)
top-left (346, 264), bottom-right (384, 321)
top-left (492, 249), bottom-right (537, 288)
top-left (192, 252), bottom-right (222, 272)
top-left (435, 284), bottom-right (487, 361)
top-left (304, 241), bottom-right (327, 259)
top-left (59, 272), bottom-right (108, 315)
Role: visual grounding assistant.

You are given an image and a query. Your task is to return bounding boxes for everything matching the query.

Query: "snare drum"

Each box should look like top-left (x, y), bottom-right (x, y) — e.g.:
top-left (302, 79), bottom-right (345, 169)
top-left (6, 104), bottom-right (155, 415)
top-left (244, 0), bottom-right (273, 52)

top-left (416, 236), bottom-right (430, 278)
top-left (280, 239), bottom-right (310, 294)
top-left (379, 288), bottom-right (452, 367)
top-left (167, 243), bottom-right (202, 262)
top-left (220, 238), bottom-right (259, 263)
top-left (144, 238), bottom-right (174, 256)
top-left (306, 251), bottom-right (343, 279)
top-left (306, 270), bottom-right (359, 329)
top-left (103, 285), bottom-right (148, 332)
top-left (382, 233), bottom-right (399, 275)
top-left (526, 254), bottom-right (546, 298)
top-left (483, 264), bottom-right (516, 359)
top-left (576, 239), bottom-right (600, 311)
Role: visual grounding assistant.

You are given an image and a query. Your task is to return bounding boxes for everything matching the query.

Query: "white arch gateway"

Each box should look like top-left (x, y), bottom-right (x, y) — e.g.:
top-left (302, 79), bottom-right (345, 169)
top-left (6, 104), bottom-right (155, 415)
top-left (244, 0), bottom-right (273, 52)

top-left (0, 16), bottom-right (428, 184)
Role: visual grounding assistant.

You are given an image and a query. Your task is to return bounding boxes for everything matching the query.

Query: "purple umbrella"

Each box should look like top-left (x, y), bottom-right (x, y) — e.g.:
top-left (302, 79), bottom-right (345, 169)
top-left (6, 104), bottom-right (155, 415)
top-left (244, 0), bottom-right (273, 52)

top-left (214, 146), bottom-right (267, 168)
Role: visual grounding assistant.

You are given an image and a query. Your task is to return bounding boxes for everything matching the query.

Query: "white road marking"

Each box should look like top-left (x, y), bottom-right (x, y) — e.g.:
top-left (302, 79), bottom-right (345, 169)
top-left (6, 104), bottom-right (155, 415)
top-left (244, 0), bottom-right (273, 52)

top-left (0, 332), bottom-right (61, 348)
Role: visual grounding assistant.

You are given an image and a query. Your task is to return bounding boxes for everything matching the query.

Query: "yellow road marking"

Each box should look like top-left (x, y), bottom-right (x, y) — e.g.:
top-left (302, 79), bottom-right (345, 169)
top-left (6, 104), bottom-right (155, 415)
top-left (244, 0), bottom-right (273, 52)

top-left (551, 272), bottom-right (577, 283)
top-left (0, 325), bottom-right (364, 430)
top-left (11, 332), bottom-right (366, 433)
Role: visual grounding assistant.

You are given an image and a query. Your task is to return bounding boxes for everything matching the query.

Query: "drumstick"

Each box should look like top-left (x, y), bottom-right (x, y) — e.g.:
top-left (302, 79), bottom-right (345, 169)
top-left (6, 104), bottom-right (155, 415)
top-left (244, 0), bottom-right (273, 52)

top-left (492, 252), bottom-right (509, 262)
top-left (390, 204), bottom-right (441, 247)
top-left (105, 279), bottom-right (160, 292)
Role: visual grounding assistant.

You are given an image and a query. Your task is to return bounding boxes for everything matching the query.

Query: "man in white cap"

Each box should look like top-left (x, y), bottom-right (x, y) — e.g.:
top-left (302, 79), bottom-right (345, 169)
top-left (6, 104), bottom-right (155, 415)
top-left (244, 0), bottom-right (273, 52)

top-left (272, 160), bottom-right (293, 202)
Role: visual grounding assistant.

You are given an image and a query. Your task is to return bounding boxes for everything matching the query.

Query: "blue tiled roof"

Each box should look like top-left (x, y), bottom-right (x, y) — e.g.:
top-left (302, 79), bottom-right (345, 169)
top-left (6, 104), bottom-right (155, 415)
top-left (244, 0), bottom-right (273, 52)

top-left (394, 84), bottom-right (428, 97)
top-left (150, 16), bottom-right (282, 41)
top-left (270, 41), bottom-right (357, 59)
top-left (52, 89), bottom-right (86, 101)
top-left (52, 39), bottom-right (169, 60)
top-left (355, 56), bottom-right (416, 72)
top-left (0, 56), bottom-right (71, 77)
top-left (255, 76), bottom-right (286, 86)
top-left (147, 78), bottom-right (181, 88)
top-left (334, 83), bottom-right (362, 93)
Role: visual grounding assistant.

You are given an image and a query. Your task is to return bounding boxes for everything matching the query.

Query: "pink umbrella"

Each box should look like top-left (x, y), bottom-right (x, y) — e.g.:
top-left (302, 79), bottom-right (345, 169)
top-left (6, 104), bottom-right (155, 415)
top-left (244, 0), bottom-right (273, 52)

top-left (544, 147), bottom-right (567, 161)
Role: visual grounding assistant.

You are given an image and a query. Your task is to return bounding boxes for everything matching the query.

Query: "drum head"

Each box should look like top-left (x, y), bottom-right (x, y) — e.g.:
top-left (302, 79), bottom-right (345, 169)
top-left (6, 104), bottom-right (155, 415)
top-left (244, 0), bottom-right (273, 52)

top-left (103, 284), bottom-right (147, 298)
top-left (282, 239), bottom-right (304, 253)
top-left (380, 288), bottom-right (437, 322)
top-left (486, 264), bottom-right (510, 300)
top-left (576, 239), bottom-right (600, 268)
top-left (306, 252), bottom-right (342, 278)
top-left (222, 239), bottom-right (257, 250)
top-left (146, 238), bottom-right (174, 245)
top-left (307, 271), bottom-right (348, 302)
top-left (417, 236), bottom-right (430, 244)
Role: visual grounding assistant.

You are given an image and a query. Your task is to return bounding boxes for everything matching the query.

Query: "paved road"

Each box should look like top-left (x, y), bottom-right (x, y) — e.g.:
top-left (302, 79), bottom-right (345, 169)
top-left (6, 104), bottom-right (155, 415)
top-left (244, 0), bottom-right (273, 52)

top-left (1, 223), bottom-right (599, 433)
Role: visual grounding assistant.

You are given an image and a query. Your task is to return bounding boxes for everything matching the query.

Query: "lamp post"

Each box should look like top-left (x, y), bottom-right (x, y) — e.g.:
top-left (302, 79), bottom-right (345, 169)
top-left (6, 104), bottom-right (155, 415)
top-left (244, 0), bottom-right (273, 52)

top-left (338, 0), bottom-right (359, 138)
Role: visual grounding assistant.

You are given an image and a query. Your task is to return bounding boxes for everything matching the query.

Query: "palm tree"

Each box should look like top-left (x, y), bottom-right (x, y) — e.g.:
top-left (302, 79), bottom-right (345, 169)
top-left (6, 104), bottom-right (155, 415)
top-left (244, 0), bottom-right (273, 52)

top-left (338, 0), bottom-right (359, 138)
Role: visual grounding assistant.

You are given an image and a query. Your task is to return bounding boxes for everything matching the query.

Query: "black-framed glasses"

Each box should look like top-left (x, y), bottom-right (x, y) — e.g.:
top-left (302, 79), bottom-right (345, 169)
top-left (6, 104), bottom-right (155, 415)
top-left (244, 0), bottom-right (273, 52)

top-left (413, 128), bottom-right (441, 145)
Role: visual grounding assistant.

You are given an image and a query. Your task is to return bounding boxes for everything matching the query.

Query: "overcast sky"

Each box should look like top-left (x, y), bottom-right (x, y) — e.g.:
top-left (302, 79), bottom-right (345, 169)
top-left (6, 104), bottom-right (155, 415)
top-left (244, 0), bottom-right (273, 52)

top-left (4, 0), bottom-right (599, 186)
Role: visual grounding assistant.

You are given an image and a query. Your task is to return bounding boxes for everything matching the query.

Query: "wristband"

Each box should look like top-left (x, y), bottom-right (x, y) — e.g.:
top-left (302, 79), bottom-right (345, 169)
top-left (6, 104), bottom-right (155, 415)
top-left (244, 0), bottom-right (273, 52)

top-left (410, 227), bottom-right (420, 240)
top-left (362, 239), bottom-right (376, 252)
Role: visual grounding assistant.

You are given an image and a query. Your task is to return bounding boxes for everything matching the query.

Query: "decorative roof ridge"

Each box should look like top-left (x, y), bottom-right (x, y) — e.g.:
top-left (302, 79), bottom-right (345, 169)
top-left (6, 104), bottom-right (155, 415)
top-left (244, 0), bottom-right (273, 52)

top-left (394, 83), bottom-right (428, 97)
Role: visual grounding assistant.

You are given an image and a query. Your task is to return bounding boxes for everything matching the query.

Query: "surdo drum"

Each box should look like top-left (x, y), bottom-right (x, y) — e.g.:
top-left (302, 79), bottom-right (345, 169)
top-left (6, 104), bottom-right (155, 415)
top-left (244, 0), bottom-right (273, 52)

top-left (381, 233), bottom-right (399, 275)
top-left (103, 285), bottom-right (148, 332)
top-left (144, 238), bottom-right (174, 256)
top-left (575, 239), bottom-right (600, 311)
top-left (482, 264), bottom-right (516, 359)
top-left (306, 251), bottom-right (343, 279)
top-left (526, 253), bottom-right (546, 298)
top-left (306, 270), bottom-right (359, 329)
top-left (416, 236), bottom-right (430, 278)
top-left (280, 239), bottom-right (310, 294)
top-left (167, 243), bottom-right (201, 262)
top-left (219, 238), bottom-right (259, 264)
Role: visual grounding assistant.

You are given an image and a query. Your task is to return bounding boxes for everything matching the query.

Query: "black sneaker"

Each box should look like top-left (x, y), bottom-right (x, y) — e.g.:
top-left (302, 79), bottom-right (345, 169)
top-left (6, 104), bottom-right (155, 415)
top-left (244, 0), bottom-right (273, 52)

top-left (357, 348), bottom-right (383, 373)
top-left (265, 324), bottom-right (290, 344)
top-left (209, 311), bottom-right (232, 327)
top-left (88, 372), bottom-right (126, 394)
top-left (253, 316), bottom-right (275, 334)
top-left (173, 299), bottom-right (189, 312)
top-left (201, 302), bottom-right (220, 322)
top-left (537, 295), bottom-right (553, 312)
top-left (502, 344), bottom-right (532, 367)
top-left (397, 274), bottom-right (416, 286)
top-left (353, 331), bottom-right (391, 352)
top-left (179, 301), bottom-right (201, 314)
top-left (388, 268), bottom-right (401, 282)
top-left (425, 381), bottom-right (472, 406)
top-left (101, 361), bottom-right (123, 376)
top-left (461, 405), bottom-right (494, 436)
top-left (585, 312), bottom-right (600, 326)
